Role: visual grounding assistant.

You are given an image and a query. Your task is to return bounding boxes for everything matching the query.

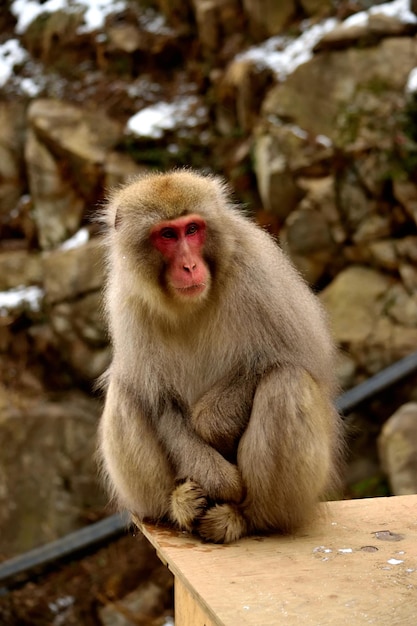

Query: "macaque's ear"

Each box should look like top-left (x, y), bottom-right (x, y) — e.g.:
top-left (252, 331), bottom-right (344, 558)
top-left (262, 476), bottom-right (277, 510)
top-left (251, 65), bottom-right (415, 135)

top-left (114, 208), bottom-right (122, 230)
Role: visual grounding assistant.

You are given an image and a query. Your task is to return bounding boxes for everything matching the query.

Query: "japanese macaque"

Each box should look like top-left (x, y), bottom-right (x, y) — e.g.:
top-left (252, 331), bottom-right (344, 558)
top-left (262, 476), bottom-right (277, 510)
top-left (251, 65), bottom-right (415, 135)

top-left (98, 169), bottom-right (343, 543)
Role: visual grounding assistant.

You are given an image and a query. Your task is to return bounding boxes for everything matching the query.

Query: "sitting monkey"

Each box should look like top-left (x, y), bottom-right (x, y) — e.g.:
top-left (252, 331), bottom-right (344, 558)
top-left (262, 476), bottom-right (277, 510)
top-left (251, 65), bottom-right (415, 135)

top-left (98, 169), bottom-right (343, 543)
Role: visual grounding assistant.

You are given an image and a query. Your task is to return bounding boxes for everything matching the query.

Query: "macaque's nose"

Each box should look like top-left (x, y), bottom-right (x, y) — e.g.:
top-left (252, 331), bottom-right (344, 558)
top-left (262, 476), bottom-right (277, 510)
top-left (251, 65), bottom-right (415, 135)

top-left (183, 263), bottom-right (197, 273)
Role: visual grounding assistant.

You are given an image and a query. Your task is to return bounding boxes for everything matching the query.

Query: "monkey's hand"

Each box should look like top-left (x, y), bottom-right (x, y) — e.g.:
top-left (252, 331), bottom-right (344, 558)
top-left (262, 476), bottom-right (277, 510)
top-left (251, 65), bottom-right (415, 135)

top-left (184, 447), bottom-right (244, 504)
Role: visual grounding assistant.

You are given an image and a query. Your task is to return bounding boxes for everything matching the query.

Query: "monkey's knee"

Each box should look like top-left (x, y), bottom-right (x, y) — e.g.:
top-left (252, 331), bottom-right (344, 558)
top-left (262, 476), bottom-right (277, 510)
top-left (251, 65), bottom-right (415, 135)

top-left (170, 480), bottom-right (207, 531)
top-left (198, 504), bottom-right (248, 543)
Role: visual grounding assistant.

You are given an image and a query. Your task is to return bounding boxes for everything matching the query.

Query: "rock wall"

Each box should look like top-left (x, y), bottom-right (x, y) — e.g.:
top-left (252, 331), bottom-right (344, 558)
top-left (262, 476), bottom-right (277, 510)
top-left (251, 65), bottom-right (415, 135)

top-left (1, 0), bottom-right (417, 556)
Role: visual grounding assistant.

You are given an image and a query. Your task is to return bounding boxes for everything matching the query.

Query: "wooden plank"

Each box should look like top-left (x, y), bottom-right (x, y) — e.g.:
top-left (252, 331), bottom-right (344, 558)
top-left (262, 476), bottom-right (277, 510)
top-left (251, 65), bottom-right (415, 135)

top-left (138, 496), bottom-right (417, 625)
top-left (175, 578), bottom-right (217, 626)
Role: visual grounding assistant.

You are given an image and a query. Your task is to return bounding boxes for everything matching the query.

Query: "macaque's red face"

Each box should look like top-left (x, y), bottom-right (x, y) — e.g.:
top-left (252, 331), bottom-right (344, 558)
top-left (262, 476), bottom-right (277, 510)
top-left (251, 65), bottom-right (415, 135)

top-left (150, 214), bottom-right (210, 299)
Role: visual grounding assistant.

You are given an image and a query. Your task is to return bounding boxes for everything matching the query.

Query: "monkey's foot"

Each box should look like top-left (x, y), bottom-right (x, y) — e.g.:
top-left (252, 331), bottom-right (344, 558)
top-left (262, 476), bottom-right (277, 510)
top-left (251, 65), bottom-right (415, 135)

top-left (170, 480), bottom-right (207, 531)
top-left (198, 503), bottom-right (248, 543)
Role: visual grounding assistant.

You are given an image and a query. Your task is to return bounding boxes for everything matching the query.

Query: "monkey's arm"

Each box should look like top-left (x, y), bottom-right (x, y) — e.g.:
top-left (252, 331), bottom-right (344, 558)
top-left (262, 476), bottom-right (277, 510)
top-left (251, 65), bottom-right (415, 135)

top-left (191, 369), bottom-right (258, 460)
top-left (151, 397), bottom-right (244, 504)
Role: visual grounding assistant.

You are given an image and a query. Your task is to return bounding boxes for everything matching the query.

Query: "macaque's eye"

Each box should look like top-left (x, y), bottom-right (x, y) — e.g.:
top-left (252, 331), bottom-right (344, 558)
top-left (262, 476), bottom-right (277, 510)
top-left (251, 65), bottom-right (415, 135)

top-left (186, 223), bottom-right (199, 235)
top-left (160, 228), bottom-right (177, 240)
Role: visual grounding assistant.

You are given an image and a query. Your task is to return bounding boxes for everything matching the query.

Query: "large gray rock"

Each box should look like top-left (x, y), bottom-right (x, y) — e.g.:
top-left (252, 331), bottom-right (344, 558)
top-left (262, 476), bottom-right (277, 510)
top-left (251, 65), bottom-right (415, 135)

top-left (0, 102), bottom-right (26, 225)
top-left (242, 0), bottom-right (296, 39)
top-left (321, 266), bottom-right (417, 374)
top-left (216, 58), bottom-right (274, 134)
top-left (279, 176), bottom-right (341, 284)
top-left (42, 239), bottom-right (109, 379)
top-left (280, 207), bottom-right (335, 284)
top-left (26, 99), bottom-right (123, 249)
top-left (0, 387), bottom-right (105, 558)
top-left (320, 265), bottom-right (391, 345)
top-left (262, 37), bottom-right (417, 143)
top-left (50, 293), bottom-right (110, 380)
top-left (192, 0), bottom-right (243, 57)
top-left (253, 133), bottom-right (303, 220)
top-left (42, 239), bottom-right (106, 304)
top-left (300, 0), bottom-right (332, 17)
top-left (252, 32), bottom-right (417, 300)
top-left (25, 128), bottom-right (85, 249)
top-left (378, 403), bottom-right (417, 495)
top-left (393, 179), bottom-right (417, 228)
top-left (27, 99), bottom-right (123, 172)
top-left (315, 14), bottom-right (417, 52)
top-left (0, 250), bottom-right (43, 290)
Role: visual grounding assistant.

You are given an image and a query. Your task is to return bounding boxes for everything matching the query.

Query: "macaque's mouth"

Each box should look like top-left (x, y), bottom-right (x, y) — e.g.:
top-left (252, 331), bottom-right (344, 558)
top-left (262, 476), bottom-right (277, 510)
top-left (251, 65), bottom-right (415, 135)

top-left (175, 283), bottom-right (207, 296)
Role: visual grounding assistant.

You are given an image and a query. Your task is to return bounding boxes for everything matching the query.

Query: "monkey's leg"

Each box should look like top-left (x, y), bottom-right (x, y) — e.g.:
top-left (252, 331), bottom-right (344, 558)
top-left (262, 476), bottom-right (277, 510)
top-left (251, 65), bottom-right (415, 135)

top-left (99, 388), bottom-right (175, 522)
top-left (198, 366), bottom-right (339, 543)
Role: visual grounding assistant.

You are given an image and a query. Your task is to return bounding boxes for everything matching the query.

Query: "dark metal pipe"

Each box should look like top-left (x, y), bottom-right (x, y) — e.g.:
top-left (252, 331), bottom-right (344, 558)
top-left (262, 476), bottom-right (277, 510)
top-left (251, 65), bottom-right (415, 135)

top-left (2, 350), bottom-right (417, 590)
top-left (336, 350), bottom-right (417, 415)
top-left (0, 512), bottom-right (130, 590)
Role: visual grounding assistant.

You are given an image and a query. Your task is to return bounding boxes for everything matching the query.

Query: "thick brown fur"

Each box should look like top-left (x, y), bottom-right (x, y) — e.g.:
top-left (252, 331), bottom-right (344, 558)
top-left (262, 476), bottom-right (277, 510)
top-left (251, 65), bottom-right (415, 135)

top-left (98, 169), bottom-right (344, 543)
